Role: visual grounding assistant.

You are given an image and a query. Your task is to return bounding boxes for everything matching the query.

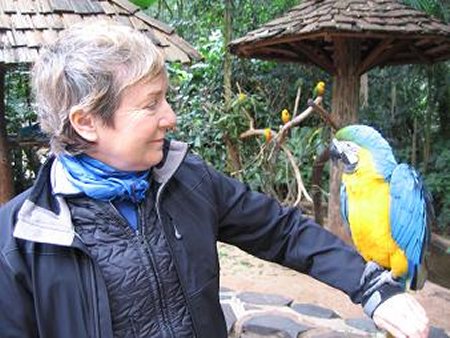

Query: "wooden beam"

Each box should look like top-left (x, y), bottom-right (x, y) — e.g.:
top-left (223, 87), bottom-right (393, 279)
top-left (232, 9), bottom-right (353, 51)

top-left (362, 40), bottom-right (411, 73)
top-left (357, 38), bottom-right (394, 75)
top-left (255, 47), bottom-right (300, 59)
top-left (409, 44), bottom-right (432, 64)
top-left (288, 41), bottom-right (335, 74)
top-left (425, 43), bottom-right (450, 55)
top-left (0, 65), bottom-right (15, 204)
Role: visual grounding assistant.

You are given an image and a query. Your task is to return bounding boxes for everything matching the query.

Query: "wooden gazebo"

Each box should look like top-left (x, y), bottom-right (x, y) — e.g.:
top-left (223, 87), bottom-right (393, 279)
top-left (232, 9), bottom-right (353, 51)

top-left (0, 0), bottom-right (201, 204)
top-left (229, 0), bottom-right (450, 237)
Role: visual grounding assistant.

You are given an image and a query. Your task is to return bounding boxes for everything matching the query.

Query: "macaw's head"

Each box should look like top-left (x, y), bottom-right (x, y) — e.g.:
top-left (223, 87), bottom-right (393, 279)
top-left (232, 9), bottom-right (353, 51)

top-left (330, 124), bottom-right (397, 177)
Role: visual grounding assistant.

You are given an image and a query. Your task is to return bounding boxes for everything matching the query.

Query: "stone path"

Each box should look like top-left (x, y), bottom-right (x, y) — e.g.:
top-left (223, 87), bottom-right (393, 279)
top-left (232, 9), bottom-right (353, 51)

top-left (219, 288), bottom-right (450, 338)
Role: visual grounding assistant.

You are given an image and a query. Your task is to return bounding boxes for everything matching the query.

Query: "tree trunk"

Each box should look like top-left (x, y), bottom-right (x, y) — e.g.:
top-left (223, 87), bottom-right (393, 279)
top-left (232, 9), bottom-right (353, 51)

top-left (0, 66), bottom-right (14, 205)
top-left (328, 38), bottom-right (360, 243)
top-left (423, 66), bottom-right (433, 173)
top-left (437, 63), bottom-right (450, 139)
top-left (390, 81), bottom-right (397, 128)
top-left (312, 148), bottom-right (330, 225)
top-left (360, 73), bottom-right (368, 108)
top-left (223, 0), bottom-right (232, 108)
top-left (412, 117), bottom-right (417, 166)
top-left (222, 0), bottom-right (241, 175)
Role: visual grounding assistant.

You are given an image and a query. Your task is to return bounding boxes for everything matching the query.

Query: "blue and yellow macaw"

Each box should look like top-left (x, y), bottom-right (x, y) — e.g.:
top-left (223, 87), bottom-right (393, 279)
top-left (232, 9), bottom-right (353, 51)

top-left (330, 124), bottom-right (433, 292)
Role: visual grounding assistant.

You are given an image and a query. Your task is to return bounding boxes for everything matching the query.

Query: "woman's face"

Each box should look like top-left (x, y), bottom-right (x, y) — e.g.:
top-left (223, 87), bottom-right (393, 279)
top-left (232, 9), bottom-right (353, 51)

top-left (87, 71), bottom-right (176, 171)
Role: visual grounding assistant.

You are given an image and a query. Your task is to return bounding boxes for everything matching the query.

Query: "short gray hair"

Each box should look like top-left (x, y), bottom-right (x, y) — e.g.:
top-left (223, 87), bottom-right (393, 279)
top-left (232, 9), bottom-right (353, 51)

top-left (32, 20), bottom-right (166, 155)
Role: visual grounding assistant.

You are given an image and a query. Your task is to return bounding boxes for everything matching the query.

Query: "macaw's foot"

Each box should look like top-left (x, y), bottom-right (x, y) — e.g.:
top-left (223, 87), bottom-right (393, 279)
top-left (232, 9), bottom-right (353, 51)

top-left (360, 261), bottom-right (384, 286)
top-left (363, 270), bottom-right (402, 297)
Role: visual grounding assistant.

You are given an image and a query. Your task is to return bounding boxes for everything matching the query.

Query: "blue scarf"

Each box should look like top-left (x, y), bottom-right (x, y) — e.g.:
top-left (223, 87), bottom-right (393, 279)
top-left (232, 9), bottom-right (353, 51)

top-left (58, 154), bottom-right (150, 203)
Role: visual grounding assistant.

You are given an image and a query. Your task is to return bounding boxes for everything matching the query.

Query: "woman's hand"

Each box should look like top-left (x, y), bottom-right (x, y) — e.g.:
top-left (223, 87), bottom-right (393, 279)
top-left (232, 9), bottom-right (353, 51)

top-left (372, 293), bottom-right (429, 338)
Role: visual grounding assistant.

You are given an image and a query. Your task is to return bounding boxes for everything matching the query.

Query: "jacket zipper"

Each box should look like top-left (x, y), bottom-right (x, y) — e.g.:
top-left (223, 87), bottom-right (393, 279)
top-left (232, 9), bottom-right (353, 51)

top-left (108, 201), bottom-right (174, 335)
top-left (156, 181), bottom-right (182, 240)
top-left (155, 183), bottom-right (199, 337)
top-left (137, 203), bottom-right (175, 337)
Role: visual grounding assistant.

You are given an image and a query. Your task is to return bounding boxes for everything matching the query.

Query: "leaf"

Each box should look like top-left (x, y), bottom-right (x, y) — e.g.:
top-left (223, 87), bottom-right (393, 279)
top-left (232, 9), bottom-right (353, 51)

top-left (128, 0), bottom-right (157, 9)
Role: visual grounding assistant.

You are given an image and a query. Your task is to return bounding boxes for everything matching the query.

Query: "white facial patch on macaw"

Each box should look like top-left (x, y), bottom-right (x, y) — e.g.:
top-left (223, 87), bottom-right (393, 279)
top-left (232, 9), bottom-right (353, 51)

top-left (331, 139), bottom-right (359, 172)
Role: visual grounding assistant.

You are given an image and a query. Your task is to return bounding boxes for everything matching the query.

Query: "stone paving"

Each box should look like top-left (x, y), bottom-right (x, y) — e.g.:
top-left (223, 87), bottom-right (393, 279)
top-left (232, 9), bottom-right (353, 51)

top-left (220, 288), bottom-right (450, 338)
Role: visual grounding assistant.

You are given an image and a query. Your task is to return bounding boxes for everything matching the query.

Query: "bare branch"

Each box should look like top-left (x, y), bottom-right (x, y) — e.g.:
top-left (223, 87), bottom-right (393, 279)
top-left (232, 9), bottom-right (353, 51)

top-left (276, 96), bottom-right (323, 138)
top-left (307, 99), bottom-right (339, 132)
top-left (271, 84), bottom-right (303, 161)
top-left (280, 144), bottom-right (313, 206)
top-left (238, 95), bottom-right (323, 207)
top-left (292, 85), bottom-right (302, 119)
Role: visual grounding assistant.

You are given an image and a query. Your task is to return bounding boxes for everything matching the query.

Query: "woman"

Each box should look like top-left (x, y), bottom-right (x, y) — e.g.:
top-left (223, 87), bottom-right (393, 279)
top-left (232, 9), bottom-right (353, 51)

top-left (0, 21), bottom-right (428, 338)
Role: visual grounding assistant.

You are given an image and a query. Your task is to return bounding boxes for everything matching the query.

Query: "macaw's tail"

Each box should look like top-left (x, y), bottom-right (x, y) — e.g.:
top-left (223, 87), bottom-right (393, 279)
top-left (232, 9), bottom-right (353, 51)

top-left (409, 258), bottom-right (428, 290)
top-left (410, 186), bottom-right (434, 291)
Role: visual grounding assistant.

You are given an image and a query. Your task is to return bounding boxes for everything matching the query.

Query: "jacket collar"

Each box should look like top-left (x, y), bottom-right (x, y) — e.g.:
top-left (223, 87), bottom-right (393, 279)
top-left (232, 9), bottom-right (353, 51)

top-left (13, 139), bottom-right (188, 246)
top-left (153, 140), bottom-right (188, 184)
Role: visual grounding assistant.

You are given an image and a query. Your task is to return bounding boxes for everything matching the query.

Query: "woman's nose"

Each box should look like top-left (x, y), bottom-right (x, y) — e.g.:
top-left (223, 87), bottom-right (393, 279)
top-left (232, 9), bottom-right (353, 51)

top-left (159, 102), bottom-right (177, 130)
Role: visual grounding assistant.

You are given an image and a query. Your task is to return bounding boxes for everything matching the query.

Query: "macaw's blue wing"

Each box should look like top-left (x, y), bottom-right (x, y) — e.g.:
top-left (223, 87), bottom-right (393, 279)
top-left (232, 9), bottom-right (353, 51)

top-left (339, 183), bottom-right (351, 236)
top-left (390, 163), bottom-right (430, 288)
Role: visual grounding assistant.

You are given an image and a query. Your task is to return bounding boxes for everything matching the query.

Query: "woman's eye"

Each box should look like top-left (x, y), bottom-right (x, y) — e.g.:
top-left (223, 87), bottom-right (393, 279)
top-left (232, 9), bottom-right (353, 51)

top-left (146, 100), bottom-right (158, 110)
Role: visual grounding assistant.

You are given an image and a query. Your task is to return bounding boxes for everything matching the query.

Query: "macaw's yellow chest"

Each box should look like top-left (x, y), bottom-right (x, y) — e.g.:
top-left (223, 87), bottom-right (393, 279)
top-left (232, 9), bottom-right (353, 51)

top-left (341, 149), bottom-right (403, 271)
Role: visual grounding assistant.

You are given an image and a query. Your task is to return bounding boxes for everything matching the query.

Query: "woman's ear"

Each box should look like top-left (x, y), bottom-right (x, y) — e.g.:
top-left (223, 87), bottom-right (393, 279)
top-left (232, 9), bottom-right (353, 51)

top-left (69, 108), bottom-right (98, 142)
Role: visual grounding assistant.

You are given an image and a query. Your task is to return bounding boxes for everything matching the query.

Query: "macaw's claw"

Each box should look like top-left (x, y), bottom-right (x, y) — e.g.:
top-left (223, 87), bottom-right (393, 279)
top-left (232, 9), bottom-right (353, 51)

top-left (363, 270), bottom-right (402, 297)
top-left (360, 261), bottom-right (384, 287)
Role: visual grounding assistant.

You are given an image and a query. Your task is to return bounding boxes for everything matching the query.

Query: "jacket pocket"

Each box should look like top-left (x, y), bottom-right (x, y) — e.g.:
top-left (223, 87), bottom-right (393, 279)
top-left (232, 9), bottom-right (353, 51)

top-left (188, 275), bottom-right (227, 338)
top-left (163, 211), bottom-right (219, 297)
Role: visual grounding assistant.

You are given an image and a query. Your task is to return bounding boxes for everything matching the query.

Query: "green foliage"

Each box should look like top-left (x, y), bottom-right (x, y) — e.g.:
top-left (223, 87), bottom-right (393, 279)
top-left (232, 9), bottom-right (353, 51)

top-left (129, 0), bottom-right (157, 9)
top-left (167, 23), bottom-right (328, 204)
top-left (167, 29), bottom-right (228, 171)
top-left (5, 65), bottom-right (41, 191)
top-left (5, 66), bottom-right (35, 135)
top-left (402, 0), bottom-right (449, 22)
top-left (424, 140), bottom-right (450, 233)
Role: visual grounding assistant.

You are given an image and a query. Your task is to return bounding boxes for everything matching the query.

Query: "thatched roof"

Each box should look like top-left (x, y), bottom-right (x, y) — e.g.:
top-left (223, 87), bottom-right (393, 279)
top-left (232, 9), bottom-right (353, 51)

top-left (0, 0), bottom-right (201, 64)
top-left (229, 0), bottom-right (450, 74)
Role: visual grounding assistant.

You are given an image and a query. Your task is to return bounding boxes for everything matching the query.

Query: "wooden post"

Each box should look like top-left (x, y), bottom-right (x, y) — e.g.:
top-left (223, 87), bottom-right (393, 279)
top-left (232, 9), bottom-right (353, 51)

top-left (327, 38), bottom-right (360, 243)
top-left (0, 66), bottom-right (14, 204)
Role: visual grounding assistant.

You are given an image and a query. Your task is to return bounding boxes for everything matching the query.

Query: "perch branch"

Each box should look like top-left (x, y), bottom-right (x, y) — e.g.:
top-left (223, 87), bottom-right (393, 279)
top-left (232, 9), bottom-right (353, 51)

top-left (292, 86), bottom-right (302, 119)
top-left (269, 85), bottom-right (303, 162)
top-left (239, 97), bottom-right (323, 205)
top-left (276, 96), bottom-right (323, 138)
top-left (307, 99), bottom-right (339, 131)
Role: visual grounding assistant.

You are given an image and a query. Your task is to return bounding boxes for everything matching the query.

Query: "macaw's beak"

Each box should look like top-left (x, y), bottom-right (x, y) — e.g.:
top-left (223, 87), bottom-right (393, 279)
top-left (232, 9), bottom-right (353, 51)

top-left (330, 138), bottom-right (343, 163)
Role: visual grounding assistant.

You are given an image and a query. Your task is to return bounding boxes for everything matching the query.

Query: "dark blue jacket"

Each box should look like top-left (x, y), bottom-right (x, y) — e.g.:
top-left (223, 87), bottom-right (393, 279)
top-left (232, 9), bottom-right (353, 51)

top-left (0, 140), bottom-right (390, 337)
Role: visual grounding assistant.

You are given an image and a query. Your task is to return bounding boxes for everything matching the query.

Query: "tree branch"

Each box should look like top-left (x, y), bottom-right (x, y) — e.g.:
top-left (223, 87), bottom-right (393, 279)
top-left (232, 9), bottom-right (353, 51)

top-left (307, 99), bottom-right (339, 132)
top-left (239, 96), bottom-right (324, 206)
